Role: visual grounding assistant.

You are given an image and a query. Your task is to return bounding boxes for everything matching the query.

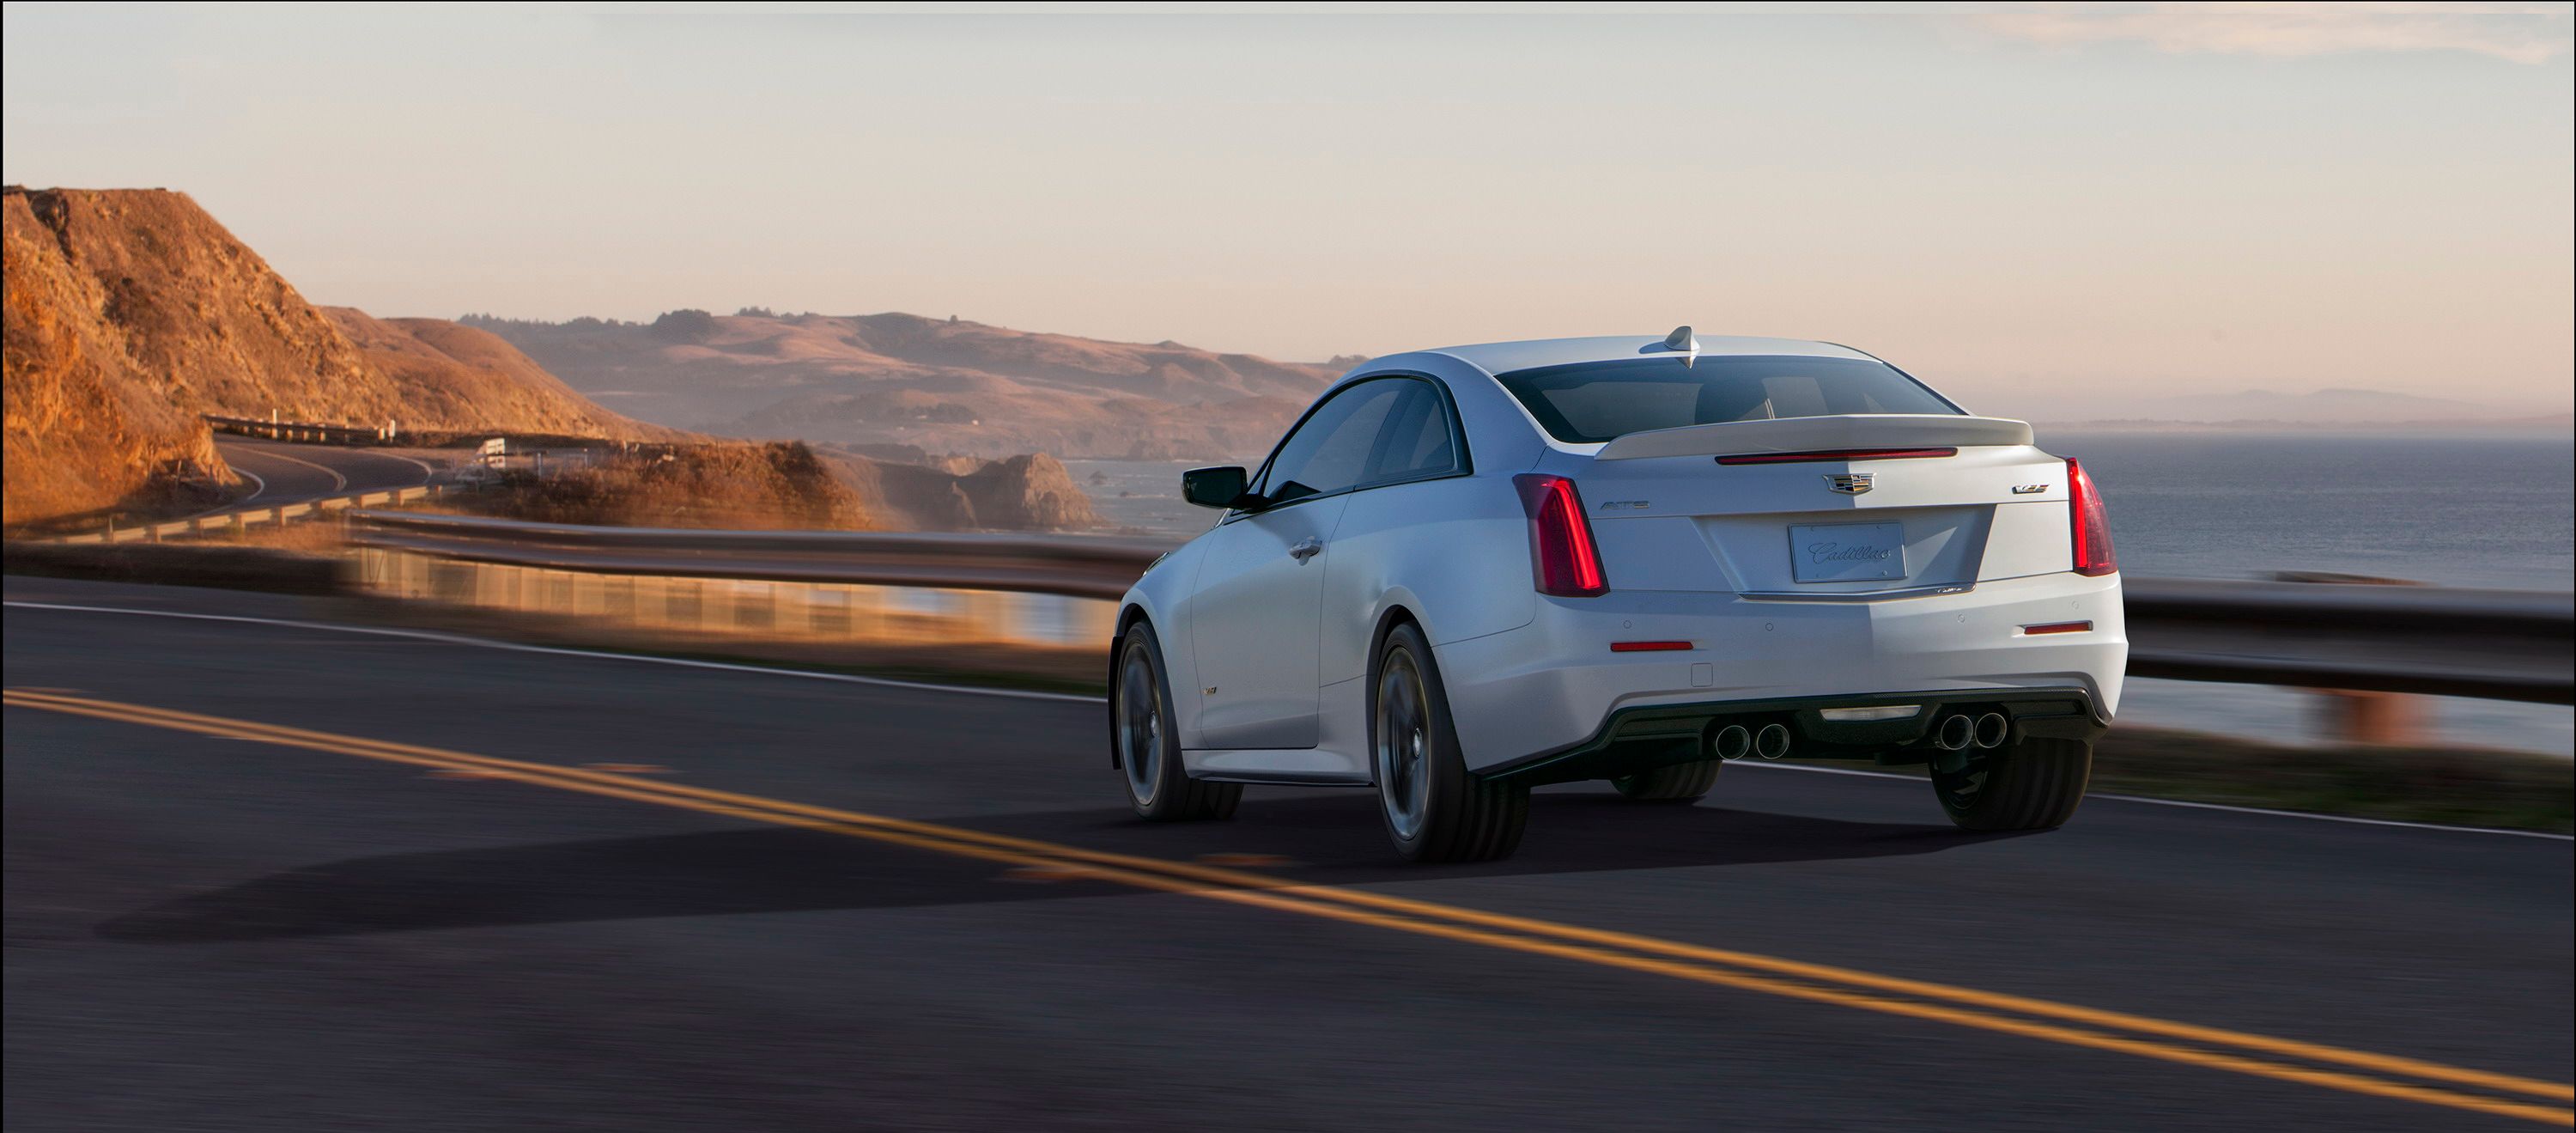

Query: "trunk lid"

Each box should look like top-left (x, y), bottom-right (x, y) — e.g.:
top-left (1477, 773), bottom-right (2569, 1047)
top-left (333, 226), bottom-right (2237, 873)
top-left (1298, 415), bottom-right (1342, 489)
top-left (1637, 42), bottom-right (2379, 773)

top-left (1573, 419), bottom-right (2072, 595)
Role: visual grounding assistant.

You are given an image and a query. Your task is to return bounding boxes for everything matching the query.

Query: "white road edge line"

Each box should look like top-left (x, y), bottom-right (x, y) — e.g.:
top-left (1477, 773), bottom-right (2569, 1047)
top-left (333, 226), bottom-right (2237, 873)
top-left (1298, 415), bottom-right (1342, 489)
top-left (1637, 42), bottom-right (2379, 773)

top-left (0, 599), bottom-right (1096, 704)
top-left (183, 467), bottom-right (266, 521)
top-left (1728, 761), bottom-right (2574, 841)
top-left (345, 447), bottom-right (438, 484)
top-left (6, 597), bottom-right (2566, 842)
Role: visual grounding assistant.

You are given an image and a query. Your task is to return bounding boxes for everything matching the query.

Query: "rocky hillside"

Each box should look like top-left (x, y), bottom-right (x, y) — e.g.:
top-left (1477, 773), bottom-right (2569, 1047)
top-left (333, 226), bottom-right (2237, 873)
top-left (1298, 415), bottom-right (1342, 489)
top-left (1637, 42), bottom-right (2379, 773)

top-left (1, 186), bottom-right (660, 527)
top-left (467, 309), bottom-right (1346, 461)
top-left (461, 442), bottom-right (872, 531)
top-left (3, 200), bottom-right (224, 527)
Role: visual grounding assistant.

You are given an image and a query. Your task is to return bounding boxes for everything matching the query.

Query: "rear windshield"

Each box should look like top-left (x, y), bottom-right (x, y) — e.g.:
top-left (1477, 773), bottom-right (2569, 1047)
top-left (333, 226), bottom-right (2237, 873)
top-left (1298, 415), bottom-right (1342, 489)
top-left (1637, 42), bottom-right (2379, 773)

top-left (1492, 355), bottom-right (1959, 444)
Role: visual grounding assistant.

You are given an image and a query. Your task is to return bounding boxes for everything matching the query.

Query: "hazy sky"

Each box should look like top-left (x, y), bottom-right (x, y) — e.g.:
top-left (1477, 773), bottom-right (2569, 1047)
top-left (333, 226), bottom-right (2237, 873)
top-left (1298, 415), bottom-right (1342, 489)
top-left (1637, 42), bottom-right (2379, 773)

top-left (5, 2), bottom-right (2571, 416)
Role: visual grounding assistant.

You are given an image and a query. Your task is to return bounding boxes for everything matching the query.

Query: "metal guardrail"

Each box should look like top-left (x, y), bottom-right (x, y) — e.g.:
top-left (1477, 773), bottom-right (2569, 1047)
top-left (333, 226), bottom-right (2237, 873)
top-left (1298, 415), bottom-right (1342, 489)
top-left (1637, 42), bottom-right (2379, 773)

top-left (204, 413), bottom-right (396, 445)
top-left (58, 487), bottom-right (439, 546)
top-left (344, 510), bottom-right (2574, 704)
top-left (2122, 578), bottom-right (2571, 704)
top-left (349, 509), bottom-right (1170, 600)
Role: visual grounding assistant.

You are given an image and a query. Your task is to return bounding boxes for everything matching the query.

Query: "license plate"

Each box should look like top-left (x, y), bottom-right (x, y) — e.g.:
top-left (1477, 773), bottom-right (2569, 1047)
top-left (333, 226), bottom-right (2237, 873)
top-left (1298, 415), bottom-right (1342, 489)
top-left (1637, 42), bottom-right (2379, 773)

top-left (1789, 522), bottom-right (1906, 583)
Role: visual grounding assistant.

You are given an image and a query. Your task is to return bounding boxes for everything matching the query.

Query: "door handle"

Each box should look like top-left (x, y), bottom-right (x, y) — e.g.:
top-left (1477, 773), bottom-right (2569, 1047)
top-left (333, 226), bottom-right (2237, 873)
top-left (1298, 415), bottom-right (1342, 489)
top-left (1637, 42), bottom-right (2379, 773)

top-left (1289, 537), bottom-right (1323, 563)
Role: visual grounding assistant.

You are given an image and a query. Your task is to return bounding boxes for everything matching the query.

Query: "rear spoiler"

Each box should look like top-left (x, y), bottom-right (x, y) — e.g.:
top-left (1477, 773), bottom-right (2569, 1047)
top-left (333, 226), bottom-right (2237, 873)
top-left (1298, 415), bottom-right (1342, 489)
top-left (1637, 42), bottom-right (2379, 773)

top-left (1592, 414), bottom-right (2035, 461)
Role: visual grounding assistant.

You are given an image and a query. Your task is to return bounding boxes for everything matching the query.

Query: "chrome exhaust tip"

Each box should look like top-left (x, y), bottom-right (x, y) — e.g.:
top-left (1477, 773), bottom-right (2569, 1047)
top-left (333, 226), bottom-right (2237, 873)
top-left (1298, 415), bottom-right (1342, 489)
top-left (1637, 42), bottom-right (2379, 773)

top-left (1974, 712), bottom-right (2010, 749)
top-left (1935, 714), bottom-right (1976, 752)
top-left (1710, 723), bottom-right (1753, 761)
top-left (1753, 722), bottom-right (1792, 760)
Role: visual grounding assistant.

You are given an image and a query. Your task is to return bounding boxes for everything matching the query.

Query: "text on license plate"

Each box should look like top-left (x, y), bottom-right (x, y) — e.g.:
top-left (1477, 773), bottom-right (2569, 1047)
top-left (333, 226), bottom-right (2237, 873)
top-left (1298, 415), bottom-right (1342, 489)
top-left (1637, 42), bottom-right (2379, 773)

top-left (1788, 521), bottom-right (1906, 583)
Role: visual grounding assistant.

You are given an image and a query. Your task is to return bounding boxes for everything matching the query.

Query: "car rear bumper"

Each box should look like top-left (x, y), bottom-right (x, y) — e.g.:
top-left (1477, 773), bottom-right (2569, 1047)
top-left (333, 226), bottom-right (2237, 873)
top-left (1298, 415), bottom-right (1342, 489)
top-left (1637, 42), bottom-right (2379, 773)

top-left (1433, 571), bottom-right (2126, 776)
top-left (1473, 685), bottom-right (2108, 787)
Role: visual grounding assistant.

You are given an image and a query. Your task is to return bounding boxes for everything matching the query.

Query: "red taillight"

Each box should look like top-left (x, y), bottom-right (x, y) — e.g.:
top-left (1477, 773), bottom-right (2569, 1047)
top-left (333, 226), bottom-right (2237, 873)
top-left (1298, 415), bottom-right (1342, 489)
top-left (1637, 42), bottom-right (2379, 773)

top-left (1514, 473), bottom-right (1608, 597)
top-left (2067, 457), bottom-right (2116, 577)
top-left (1716, 447), bottom-right (1957, 466)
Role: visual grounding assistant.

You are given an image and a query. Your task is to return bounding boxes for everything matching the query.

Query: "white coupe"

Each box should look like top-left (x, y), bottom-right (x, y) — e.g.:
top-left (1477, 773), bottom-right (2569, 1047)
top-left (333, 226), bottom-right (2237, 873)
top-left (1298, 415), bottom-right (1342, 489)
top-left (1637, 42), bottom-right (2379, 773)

top-left (1109, 329), bottom-right (2125, 862)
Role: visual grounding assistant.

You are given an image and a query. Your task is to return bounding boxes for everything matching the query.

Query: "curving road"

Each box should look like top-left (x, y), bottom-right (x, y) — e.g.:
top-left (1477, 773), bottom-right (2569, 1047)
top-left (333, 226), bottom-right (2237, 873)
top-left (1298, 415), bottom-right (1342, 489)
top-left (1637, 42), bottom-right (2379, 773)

top-left (202, 438), bottom-right (444, 515)
top-left (3, 575), bottom-right (2569, 1131)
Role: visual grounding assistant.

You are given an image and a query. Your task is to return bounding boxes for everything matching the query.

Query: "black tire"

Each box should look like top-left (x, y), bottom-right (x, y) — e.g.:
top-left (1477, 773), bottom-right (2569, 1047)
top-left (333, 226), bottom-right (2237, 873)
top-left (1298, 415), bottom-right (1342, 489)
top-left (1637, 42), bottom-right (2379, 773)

top-left (1931, 736), bottom-right (2092, 831)
top-left (1611, 758), bottom-right (1722, 803)
top-left (1111, 621), bottom-right (1240, 822)
top-left (1370, 622), bottom-right (1527, 862)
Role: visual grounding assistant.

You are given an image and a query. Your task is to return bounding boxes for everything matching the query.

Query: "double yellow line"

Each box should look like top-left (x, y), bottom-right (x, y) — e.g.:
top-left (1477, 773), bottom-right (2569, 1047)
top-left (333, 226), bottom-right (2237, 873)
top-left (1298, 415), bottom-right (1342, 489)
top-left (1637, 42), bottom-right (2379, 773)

top-left (9, 687), bottom-right (2570, 1126)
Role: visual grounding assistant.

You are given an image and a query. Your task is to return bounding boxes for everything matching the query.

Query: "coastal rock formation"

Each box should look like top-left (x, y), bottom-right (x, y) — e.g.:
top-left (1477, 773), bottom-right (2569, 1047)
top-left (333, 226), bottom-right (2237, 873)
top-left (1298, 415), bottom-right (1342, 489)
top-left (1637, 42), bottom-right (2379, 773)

top-left (956, 454), bottom-right (1100, 530)
top-left (830, 450), bottom-right (1102, 532)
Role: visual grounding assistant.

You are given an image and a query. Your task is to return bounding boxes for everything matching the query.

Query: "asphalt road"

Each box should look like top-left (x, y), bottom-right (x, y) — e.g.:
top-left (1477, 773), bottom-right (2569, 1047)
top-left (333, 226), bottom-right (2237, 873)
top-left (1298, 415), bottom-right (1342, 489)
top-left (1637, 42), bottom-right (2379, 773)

top-left (5, 575), bottom-right (2570, 1131)
top-left (207, 438), bottom-right (443, 512)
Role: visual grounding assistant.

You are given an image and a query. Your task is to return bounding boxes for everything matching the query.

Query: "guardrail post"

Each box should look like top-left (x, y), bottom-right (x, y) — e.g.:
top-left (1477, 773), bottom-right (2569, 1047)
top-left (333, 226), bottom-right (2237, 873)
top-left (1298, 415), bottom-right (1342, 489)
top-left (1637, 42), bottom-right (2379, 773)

top-left (957, 590), bottom-right (1010, 643)
top-left (1072, 596), bottom-right (1118, 648)
top-left (2312, 690), bottom-right (2426, 746)
top-left (732, 582), bottom-right (776, 632)
top-left (2269, 572), bottom-right (2434, 746)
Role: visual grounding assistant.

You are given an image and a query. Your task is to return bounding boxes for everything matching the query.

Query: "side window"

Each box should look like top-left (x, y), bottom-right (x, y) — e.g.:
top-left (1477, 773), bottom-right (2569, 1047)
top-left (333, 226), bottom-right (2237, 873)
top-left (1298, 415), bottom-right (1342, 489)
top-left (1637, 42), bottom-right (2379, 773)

top-left (1366, 380), bottom-right (1460, 484)
top-left (1257, 380), bottom-right (1407, 504)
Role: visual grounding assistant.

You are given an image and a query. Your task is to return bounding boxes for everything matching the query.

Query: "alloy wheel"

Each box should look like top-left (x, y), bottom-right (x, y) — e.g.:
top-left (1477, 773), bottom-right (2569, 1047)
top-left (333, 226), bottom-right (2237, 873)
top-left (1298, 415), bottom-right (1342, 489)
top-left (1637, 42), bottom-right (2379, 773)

top-left (1375, 650), bottom-right (1432, 840)
top-left (1116, 642), bottom-right (1163, 805)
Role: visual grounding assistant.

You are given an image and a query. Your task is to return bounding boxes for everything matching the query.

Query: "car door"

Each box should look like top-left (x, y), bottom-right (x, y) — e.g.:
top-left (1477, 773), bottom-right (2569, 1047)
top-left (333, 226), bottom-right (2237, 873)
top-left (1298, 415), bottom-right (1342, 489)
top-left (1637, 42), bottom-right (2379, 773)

top-left (1311, 377), bottom-right (1506, 691)
top-left (1188, 379), bottom-right (1408, 749)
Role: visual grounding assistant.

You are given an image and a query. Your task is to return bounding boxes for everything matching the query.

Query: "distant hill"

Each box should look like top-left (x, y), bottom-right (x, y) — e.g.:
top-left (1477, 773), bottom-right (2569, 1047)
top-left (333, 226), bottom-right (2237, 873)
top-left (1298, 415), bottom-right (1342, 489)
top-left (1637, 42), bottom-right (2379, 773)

top-left (466, 309), bottom-right (1348, 460)
top-left (2022, 387), bottom-right (2564, 429)
top-left (322, 308), bottom-right (659, 440)
top-left (1, 186), bottom-right (665, 527)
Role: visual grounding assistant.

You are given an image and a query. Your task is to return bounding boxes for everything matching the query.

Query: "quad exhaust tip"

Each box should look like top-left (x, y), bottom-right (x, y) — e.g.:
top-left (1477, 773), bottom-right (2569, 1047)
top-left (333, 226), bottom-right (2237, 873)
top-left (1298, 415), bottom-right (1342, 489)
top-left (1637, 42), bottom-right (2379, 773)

top-left (1935, 713), bottom-right (1977, 752)
top-left (1974, 712), bottom-right (2010, 749)
top-left (1710, 723), bottom-right (1753, 761)
top-left (1753, 722), bottom-right (1791, 760)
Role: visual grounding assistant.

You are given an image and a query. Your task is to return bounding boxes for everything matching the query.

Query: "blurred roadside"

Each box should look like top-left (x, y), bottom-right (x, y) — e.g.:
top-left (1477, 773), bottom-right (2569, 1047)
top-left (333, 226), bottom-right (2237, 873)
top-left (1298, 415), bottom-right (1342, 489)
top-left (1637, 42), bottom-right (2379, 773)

top-left (4, 540), bottom-right (2565, 835)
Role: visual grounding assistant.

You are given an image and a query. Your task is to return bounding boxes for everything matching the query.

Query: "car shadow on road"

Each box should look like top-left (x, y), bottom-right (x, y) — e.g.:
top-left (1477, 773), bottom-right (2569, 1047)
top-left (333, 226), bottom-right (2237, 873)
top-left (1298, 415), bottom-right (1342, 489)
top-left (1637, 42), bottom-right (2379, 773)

top-left (96, 793), bottom-right (2026, 943)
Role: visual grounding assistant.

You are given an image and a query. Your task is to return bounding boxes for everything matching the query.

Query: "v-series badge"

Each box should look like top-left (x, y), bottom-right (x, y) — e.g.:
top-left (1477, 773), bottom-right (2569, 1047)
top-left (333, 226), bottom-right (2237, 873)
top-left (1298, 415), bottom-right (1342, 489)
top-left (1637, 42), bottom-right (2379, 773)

top-left (1598, 499), bottom-right (1650, 510)
top-left (2012, 483), bottom-right (2050, 494)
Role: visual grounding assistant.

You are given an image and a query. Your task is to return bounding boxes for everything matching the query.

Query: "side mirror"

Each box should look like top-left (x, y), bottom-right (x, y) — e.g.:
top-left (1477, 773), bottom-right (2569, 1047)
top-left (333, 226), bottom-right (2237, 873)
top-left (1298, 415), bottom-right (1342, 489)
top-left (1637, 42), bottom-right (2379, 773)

top-left (1182, 466), bottom-right (1262, 511)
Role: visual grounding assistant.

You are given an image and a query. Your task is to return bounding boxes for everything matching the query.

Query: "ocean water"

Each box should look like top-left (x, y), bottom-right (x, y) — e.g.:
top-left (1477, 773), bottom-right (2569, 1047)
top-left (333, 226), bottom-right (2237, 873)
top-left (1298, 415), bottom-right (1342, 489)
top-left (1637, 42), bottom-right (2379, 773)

top-left (1064, 431), bottom-right (2574, 754)
top-left (2053, 430), bottom-right (2574, 591)
top-left (1066, 459), bottom-right (1227, 542)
